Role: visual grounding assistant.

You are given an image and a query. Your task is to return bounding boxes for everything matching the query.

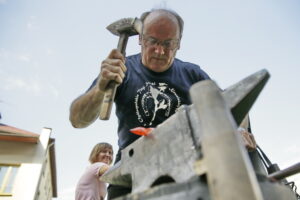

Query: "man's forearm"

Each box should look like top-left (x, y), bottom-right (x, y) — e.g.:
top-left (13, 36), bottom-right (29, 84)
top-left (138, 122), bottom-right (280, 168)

top-left (69, 86), bottom-right (105, 128)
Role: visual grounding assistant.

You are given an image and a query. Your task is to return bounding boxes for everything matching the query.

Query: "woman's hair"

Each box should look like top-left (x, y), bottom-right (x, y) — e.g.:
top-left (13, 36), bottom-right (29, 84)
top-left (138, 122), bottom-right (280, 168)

top-left (89, 142), bottom-right (113, 164)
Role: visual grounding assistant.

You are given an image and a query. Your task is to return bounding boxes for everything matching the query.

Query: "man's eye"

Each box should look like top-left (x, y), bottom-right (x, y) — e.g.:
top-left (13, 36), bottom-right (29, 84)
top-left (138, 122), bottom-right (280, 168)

top-left (163, 41), bottom-right (172, 47)
top-left (149, 38), bottom-right (157, 45)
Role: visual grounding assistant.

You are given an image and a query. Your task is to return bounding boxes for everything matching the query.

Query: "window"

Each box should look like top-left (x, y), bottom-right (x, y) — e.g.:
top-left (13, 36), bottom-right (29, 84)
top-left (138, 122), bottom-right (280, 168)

top-left (0, 164), bottom-right (20, 196)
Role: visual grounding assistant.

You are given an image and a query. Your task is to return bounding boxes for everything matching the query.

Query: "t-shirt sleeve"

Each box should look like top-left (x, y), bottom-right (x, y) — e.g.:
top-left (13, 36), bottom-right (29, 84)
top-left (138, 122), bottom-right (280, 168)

top-left (186, 64), bottom-right (211, 83)
top-left (89, 162), bottom-right (107, 177)
top-left (86, 78), bottom-right (98, 93)
top-left (194, 65), bottom-right (211, 81)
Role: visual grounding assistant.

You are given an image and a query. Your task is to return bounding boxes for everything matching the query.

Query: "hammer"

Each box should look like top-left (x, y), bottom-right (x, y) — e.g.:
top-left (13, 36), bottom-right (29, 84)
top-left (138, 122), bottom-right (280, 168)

top-left (99, 17), bottom-right (142, 120)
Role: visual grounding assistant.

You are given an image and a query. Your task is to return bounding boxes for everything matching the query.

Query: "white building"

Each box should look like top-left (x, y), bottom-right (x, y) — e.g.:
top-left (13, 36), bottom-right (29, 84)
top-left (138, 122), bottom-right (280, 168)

top-left (0, 124), bottom-right (57, 200)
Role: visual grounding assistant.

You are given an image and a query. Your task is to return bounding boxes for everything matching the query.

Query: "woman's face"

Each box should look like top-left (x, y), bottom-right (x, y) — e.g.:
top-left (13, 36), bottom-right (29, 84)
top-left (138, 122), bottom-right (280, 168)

top-left (96, 148), bottom-right (113, 165)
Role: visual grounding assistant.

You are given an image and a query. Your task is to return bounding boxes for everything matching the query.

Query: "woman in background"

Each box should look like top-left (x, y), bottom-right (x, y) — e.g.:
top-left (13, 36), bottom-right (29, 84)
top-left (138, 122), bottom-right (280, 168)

top-left (75, 142), bottom-right (113, 200)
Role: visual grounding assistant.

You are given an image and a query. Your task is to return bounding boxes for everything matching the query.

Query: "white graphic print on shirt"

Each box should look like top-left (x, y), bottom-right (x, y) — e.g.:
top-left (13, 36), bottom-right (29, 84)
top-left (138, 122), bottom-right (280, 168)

top-left (134, 82), bottom-right (181, 126)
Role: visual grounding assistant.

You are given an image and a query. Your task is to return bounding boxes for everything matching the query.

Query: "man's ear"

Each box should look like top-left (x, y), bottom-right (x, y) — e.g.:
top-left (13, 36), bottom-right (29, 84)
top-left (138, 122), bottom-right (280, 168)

top-left (178, 37), bottom-right (183, 50)
top-left (139, 34), bottom-right (142, 45)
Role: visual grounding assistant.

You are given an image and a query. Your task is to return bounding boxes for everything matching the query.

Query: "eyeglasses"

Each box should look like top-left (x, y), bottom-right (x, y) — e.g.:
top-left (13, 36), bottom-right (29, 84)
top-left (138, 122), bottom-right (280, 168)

top-left (142, 35), bottom-right (179, 50)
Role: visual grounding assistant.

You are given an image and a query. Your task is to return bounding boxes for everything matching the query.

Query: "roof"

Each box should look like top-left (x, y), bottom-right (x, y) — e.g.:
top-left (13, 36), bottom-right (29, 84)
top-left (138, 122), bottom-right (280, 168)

top-left (0, 123), bottom-right (39, 143)
top-left (0, 124), bottom-right (57, 197)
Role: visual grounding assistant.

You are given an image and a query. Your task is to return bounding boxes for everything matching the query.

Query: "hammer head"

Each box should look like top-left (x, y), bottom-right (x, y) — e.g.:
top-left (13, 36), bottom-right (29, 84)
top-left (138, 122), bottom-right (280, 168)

top-left (107, 17), bottom-right (142, 36)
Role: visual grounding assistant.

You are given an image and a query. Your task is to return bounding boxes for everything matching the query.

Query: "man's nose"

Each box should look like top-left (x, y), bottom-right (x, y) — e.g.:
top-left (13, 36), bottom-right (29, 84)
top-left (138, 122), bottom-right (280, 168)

top-left (154, 44), bottom-right (165, 55)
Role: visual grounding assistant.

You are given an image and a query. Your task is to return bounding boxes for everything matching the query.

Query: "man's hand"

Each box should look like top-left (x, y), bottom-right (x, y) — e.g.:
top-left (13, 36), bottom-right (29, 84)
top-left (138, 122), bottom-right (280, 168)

top-left (98, 49), bottom-right (127, 91)
top-left (69, 49), bottom-right (127, 128)
top-left (238, 127), bottom-right (257, 152)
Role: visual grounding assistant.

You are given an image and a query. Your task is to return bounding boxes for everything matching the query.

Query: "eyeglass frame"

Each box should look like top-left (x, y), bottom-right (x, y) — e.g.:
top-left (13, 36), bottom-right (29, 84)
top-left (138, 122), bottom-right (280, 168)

top-left (141, 34), bottom-right (180, 51)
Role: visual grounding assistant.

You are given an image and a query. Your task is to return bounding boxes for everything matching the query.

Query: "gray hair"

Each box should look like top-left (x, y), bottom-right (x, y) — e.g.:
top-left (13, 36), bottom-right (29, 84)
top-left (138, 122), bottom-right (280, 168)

top-left (140, 8), bottom-right (184, 39)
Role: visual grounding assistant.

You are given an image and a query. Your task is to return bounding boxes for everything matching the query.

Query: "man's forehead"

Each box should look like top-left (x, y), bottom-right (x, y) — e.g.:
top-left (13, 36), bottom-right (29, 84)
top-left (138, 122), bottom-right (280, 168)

top-left (144, 11), bottom-right (178, 25)
top-left (143, 11), bottom-right (180, 38)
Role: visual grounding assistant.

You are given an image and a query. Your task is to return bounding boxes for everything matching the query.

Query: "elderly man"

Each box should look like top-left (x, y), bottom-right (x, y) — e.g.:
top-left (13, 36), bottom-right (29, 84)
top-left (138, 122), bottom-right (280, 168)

top-left (70, 8), bottom-right (256, 199)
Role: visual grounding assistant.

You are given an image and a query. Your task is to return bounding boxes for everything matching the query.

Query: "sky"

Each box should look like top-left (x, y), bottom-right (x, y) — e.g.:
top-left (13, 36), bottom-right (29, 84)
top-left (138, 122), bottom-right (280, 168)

top-left (0, 0), bottom-right (299, 199)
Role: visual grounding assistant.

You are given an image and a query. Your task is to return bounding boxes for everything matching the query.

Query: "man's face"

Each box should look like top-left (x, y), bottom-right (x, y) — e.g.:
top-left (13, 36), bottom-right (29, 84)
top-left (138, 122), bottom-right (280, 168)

top-left (140, 13), bottom-right (180, 72)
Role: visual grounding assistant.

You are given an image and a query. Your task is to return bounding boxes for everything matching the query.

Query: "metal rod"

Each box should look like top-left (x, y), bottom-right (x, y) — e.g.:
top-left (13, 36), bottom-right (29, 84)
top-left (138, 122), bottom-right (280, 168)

top-left (268, 162), bottom-right (300, 180)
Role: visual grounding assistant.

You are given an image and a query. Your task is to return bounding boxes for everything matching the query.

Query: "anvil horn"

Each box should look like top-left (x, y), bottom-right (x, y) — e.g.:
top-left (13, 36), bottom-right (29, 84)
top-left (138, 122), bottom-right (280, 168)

top-left (222, 69), bottom-right (270, 126)
top-left (100, 160), bottom-right (132, 187)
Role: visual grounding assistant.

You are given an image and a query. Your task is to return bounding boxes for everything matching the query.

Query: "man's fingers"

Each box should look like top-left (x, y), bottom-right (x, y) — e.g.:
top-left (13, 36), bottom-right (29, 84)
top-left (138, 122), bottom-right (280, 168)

top-left (101, 68), bottom-right (124, 84)
top-left (248, 132), bottom-right (256, 147)
top-left (97, 49), bottom-right (127, 91)
top-left (241, 133), bottom-right (252, 150)
top-left (101, 58), bottom-right (126, 81)
top-left (107, 49), bottom-right (125, 63)
top-left (238, 128), bottom-right (256, 151)
top-left (102, 63), bottom-right (125, 78)
top-left (109, 59), bottom-right (126, 73)
top-left (119, 61), bottom-right (127, 72)
top-left (98, 72), bottom-right (122, 91)
top-left (246, 132), bottom-right (256, 150)
top-left (102, 58), bottom-right (127, 72)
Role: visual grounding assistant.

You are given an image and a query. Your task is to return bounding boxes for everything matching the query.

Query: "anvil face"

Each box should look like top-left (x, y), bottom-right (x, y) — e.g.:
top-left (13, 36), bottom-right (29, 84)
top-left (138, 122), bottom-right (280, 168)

top-left (101, 69), bottom-right (270, 197)
top-left (102, 105), bottom-right (199, 192)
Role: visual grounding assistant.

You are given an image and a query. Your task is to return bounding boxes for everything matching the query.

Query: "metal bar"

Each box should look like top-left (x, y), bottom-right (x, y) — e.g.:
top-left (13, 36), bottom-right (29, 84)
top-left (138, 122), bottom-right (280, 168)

top-left (268, 162), bottom-right (300, 180)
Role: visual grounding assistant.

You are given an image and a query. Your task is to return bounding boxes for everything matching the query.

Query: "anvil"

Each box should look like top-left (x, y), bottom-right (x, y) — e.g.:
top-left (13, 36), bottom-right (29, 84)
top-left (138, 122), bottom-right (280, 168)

top-left (102, 69), bottom-right (272, 199)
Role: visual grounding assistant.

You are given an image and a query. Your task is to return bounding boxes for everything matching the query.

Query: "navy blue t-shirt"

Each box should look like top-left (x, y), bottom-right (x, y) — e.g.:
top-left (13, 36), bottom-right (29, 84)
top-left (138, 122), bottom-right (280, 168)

top-left (113, 53), bottom-right (210, 149)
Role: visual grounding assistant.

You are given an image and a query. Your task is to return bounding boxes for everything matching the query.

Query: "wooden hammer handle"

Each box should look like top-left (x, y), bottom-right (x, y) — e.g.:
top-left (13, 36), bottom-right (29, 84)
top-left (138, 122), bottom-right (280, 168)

top-left (99, 34), bottom-right (128, 120)
top-left (99, 81), bottom-right (118, 120)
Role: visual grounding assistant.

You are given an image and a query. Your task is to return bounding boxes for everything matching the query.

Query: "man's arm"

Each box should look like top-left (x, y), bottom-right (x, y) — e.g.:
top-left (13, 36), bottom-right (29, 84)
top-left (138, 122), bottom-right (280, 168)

top-left (69, 85), bottom-right (105, 128)
top-left (69, 49), bottom-right (126, 128)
